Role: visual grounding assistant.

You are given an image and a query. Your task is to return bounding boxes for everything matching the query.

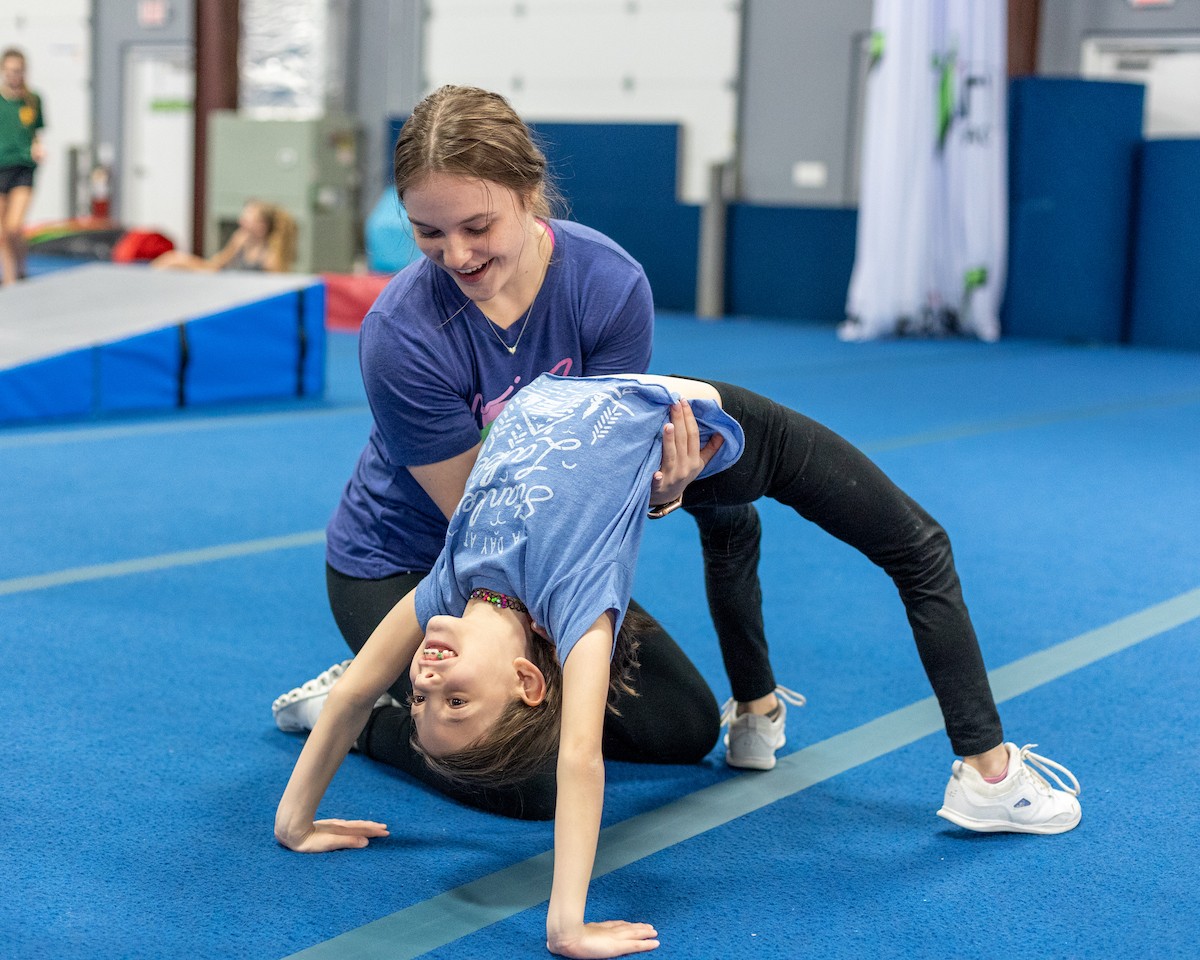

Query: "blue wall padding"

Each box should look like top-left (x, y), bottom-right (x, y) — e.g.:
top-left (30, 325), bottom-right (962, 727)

top-left (1127, 139), bottom-right (1200, 351)
top-left (531, 122), bottom-right (680, 202)
top-left (1005, 77), bottom-right (1145, 343)
top-left (301, 282), bottom-right (326, 396)
top-left (387, 114), bottom-right (857, 319)
top-left (529, 122), bottom-right (701, 312)
top-left (97, 327), bottom-right (180, 412)
top-left (0, 349), bottom-right (92, 423)
top-left (184, 292), bottom-right (300, 405)
top-left (725, 205), bottom-right (858, 323)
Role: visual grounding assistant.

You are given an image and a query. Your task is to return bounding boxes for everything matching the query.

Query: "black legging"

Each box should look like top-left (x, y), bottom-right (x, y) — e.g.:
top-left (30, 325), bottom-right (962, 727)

top-left (683, 380), bottom-right (1004, 758)
top-left (327, 564), bottom-right (725, 821)
top-left (327, 382), bottom-right (1004, 816)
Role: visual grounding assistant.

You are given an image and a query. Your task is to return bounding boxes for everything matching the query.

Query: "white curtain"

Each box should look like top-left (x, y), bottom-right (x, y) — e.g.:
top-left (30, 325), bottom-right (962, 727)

top-left (842, 0), bottom-right (1007, 342)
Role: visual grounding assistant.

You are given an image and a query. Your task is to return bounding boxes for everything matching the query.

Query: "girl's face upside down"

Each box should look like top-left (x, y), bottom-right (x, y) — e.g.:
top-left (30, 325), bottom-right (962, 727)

top-left (409, 599), bottom-right (547, 757)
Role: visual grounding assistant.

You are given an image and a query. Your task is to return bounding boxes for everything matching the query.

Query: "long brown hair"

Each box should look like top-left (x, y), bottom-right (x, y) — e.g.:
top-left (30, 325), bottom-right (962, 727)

top-left (247, 201), bottom-right (297, 273)
top-left (413, 605), bottom-right (653, 791)
top-left (262, 204), bottom-right (297, 273)
top-left (393, 85), bottom-right (562, 220)
top-left (1, 48), bottom-right (35, 110)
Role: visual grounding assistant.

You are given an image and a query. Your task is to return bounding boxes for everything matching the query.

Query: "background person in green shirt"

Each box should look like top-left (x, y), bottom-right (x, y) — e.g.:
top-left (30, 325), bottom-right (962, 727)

top-left (0, 47), bottom-right (44, 286)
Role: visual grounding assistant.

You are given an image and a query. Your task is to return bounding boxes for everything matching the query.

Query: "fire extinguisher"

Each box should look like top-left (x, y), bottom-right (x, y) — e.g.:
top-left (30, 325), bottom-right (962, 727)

top-left (90, 164), bottom-right (111, 219)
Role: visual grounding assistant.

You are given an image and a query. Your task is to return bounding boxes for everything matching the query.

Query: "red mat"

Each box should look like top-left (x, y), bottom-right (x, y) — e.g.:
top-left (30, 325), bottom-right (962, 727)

top-left (322, 273), bottom-right (394, 331)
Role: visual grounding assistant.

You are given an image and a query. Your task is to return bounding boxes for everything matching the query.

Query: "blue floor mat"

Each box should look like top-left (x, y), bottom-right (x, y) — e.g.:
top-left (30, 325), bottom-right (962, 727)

top-left (3, 319), bottom-right (1199, 959)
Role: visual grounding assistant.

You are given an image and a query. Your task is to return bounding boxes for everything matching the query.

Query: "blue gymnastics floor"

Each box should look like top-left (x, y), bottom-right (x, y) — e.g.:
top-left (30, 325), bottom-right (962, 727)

top-left (2, 316), bottom-right (1198, 959)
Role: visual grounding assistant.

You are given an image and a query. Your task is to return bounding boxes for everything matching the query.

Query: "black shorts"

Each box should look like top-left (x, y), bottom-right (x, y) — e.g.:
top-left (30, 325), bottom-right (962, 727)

top-left (0, 164), bottom-right (35, 195)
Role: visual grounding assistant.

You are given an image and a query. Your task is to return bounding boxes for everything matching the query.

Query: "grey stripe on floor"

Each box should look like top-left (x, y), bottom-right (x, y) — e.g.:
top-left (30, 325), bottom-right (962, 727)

top-left (0, 530), bottom-right (326, 596)
top-left (6, 391), bottom-right (1200, 597)
top-left (859, 389), bottom-right (1200, 454)
top-left (282, 584), bottom-right (1200, 960)
top-left (0, 404), bottom-right (370, 450)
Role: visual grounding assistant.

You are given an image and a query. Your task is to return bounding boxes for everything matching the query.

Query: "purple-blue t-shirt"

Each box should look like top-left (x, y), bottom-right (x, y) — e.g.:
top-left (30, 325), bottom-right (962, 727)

top-left (326, 220), bottom-right (655, 578)
top-left (413, 375), bottom-right (745, 664)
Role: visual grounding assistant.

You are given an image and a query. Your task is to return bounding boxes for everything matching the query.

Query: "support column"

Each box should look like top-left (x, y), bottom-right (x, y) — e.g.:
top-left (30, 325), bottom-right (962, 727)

top-left (193, 0), bottom-right (240, 255)
top-left (695, 162), bottom-right (730, 319)
top-left (1007, 0), bottom-right (1041, 76)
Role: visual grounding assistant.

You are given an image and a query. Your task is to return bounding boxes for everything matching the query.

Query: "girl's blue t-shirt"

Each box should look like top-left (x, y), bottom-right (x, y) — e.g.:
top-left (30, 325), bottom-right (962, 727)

top-left (413, 375), bottom-right (744, 665)
top-left (326, 220), bottom-right (656, 579)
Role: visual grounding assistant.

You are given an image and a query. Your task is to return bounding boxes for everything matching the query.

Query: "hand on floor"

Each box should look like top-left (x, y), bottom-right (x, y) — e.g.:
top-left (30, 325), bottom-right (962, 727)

top-left (547, 920), bottom-right (660, 957)
top-left (277, 818), bottom-right (390, 853)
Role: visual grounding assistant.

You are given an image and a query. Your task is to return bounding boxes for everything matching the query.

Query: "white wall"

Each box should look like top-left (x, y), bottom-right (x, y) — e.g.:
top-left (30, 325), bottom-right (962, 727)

top-left (737, 0), bottom-right (873, 207)
top-left (1039, 0), bottom-right (1200, 74)
top-left (0, 0), bottom-right (91, 223)
top-left (423, 0), bottom-right (740, 203)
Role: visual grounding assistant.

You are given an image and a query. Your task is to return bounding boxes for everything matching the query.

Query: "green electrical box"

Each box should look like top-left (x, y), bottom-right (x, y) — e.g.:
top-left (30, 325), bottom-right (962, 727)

top-left (206, 112), bottom-right (361, 273)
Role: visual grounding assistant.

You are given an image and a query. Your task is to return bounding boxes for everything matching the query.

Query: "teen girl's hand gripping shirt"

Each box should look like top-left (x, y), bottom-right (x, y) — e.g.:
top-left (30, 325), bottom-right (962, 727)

top-left (326, 221), bottom-right (658, 581)
top-left (413, 374), bottom-right (744, 663)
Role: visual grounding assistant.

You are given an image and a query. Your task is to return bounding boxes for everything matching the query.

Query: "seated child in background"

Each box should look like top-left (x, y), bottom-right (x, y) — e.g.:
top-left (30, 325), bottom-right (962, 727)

top-left (153, 200), bottom-right (296, 273)
top-left (274, 372), bottom-right (1082, 959)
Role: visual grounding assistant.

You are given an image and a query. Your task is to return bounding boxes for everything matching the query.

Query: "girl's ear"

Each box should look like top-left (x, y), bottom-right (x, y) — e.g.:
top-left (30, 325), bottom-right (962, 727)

top-left (513, 657), bottom-right (547, 706)
top-left (530, 620), bottom-right (551, 641)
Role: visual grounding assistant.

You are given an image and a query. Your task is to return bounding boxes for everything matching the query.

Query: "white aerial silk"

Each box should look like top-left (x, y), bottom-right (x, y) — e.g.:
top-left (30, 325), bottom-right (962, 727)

top-left (842, 0), bottom-right (1007, 342)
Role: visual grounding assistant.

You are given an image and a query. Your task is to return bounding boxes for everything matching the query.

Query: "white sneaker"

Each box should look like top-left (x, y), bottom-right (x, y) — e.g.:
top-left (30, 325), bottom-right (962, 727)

top-left (272, 659), bottom-right (400, 733)
top-left (720, 685), bottom-right (806, 770)
top-left (937, 742), bottom-right (1082, 835)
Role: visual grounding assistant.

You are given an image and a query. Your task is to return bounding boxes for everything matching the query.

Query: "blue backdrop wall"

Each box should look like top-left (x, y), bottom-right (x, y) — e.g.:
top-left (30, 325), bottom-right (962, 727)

top-left (1004, 77), bottom-right (1145, 343)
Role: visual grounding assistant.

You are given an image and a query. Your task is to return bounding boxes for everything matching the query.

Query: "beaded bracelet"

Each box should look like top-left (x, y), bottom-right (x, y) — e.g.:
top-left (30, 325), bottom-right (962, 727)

top-left (469, 587), bottom-right (530, 616)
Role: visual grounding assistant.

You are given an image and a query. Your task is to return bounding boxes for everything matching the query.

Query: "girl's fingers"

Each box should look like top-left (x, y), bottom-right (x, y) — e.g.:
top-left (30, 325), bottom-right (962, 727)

top-left (698, 431), bottom-right (724, 464)
top-left (681, 400), bottom-right (701, 455)
top-left (314, 819), bottom-right (389, 836)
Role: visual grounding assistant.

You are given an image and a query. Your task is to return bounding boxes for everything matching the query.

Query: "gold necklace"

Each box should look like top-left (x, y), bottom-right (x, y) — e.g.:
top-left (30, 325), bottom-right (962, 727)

top-left (479, 231), bottom-right (550, 356)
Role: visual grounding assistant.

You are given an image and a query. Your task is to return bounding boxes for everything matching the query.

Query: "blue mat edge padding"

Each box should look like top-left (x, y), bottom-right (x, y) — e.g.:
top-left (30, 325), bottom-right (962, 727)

top-left (2, 281), bottom-right (326, 424)
top-left (185, 291), bottom-right (305, 405)
top-left (0, 349), bottom-right (93, 422)
top-left (302, 282), bottom-right (327, 397)
top-left (1127, 138), bottom-right (1200, 351)
top-left (98, 325), bottom-right (181, 413)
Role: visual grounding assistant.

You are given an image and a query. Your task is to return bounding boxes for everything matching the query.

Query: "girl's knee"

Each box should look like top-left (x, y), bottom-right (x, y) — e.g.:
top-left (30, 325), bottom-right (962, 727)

top-left (892, 518), bottom-right (959, 592)
top-left (690, 502), bottom-right (761, 553)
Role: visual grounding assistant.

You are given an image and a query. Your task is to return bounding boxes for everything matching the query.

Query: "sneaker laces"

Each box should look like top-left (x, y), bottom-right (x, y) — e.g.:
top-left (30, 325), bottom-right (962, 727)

top-left (1018, 744), bottom-right (1082, 797)
top-left (299, 659), bottom-right (353, 695)
top-left (720, 685), bottom-right (806, 727)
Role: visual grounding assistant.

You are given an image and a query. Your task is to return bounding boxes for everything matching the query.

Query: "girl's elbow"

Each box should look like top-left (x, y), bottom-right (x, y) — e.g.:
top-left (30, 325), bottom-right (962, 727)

top-left (324, 676), bottom-right (379, 714)
top-left (558, 748), bottom-right (604, 783)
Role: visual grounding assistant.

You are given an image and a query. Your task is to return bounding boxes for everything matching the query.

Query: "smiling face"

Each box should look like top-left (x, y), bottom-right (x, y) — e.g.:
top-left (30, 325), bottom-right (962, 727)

top-left (403, 172), bottom-right (543, 308)
top-left (409, 600), bottom-right (547, 757)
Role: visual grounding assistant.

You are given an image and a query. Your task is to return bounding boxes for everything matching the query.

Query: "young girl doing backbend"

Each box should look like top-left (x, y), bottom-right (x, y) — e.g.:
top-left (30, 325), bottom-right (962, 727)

top-left (275, 373), bottom-right (1082, 958)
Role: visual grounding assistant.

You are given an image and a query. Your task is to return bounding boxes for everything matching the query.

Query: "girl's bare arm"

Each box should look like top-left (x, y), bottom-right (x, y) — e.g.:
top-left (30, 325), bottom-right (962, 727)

top-left (274, 590), bottom-right (424, 852)
top-left (546, 614), bottom-right (660, 958)
top-left (207, 230), bottom-right (247, 271)
top-left (602, 373), bottom-right (722, 403)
